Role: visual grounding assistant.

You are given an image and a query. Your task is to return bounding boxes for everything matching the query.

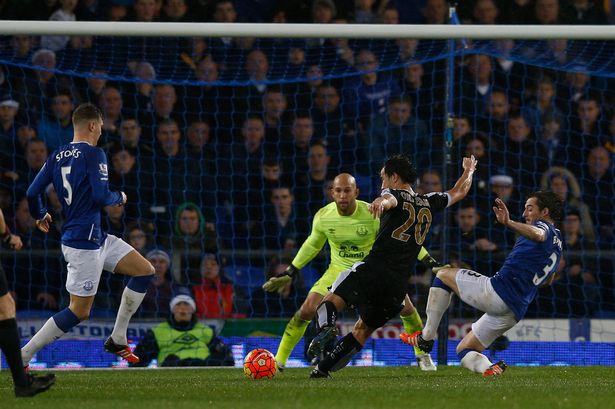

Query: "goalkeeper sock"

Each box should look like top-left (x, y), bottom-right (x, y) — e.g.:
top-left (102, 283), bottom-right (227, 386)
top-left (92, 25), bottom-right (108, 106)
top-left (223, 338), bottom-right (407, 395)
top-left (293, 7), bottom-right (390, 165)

top-left (21, 308), bottom-right (80, 365)
top-left (275, 315), bottom-right (310, 367)
top-left (110, 285), bottom-right (147, 346)
top-left (319, 332), bottom-right (362, 373)
top-left (0, 318), bottom-right (29, 387)
top-left (400, 309), bottom-right (426, 357)
top-left (422, 283), bottom-right (453, 340)
top-left (459, 349), bottom-right (492, 374)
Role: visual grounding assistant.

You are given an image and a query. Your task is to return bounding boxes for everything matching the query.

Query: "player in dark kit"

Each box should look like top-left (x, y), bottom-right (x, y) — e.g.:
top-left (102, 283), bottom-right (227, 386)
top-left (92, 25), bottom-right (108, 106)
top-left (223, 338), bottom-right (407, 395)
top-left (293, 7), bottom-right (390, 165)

top-left (308, 154), bottom-right (477, 378)
top-left (0, 209), bottom-right (55, 397)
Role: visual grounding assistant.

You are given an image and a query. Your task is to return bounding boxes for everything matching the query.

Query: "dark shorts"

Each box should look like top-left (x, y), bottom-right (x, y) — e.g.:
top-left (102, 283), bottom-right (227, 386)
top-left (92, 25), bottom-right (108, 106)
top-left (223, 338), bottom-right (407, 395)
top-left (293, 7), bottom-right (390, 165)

top-left (330, 262), bottom-right (406, 329)
top-left (0, 263), bottom-right (8, 297)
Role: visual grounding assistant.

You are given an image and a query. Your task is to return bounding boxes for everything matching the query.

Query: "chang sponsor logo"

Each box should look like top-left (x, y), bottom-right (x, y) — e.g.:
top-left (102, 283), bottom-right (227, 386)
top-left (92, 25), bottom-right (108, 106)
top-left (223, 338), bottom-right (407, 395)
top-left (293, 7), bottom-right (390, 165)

top-left (338, 241), bottom-right (364, 259)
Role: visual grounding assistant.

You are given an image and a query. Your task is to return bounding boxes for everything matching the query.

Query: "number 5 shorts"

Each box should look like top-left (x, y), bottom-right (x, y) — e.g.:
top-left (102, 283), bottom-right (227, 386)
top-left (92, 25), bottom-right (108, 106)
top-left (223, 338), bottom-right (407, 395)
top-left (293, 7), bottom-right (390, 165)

top-left (62, 234), bottom-right (133, 297)
top-left (456, 268), bottom-right (517, 348)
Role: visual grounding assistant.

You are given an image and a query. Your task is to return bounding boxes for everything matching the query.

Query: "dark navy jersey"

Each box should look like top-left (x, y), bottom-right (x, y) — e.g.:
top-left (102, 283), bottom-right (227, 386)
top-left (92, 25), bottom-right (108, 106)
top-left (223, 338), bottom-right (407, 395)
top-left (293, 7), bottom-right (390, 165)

top-left (491, 220), bottom-right (563, 321)
top-left (363, 189), bottom-right (449, 274)
top-left (27, 141), bottom-right (124, 249)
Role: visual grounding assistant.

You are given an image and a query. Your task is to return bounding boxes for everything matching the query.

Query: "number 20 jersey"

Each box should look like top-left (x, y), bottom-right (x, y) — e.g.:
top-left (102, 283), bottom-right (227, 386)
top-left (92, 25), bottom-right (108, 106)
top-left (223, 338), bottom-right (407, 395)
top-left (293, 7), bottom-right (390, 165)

top-left (26, 142), bottom-right (124, 250)
top-left (363, 189), bottom-right (449, 275)
top-left (490, 220), bottom-right (563, 320)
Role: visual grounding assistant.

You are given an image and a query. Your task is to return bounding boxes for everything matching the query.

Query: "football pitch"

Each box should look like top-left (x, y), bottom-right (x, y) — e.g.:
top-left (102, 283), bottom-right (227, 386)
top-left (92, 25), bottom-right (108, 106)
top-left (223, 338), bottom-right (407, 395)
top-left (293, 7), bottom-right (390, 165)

top-left (4, 366), bottom-right (615, 409)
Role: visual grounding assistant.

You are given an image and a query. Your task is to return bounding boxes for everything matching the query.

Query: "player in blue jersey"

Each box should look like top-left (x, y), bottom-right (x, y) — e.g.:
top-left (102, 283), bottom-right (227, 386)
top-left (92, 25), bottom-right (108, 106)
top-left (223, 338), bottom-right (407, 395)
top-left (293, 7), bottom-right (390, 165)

top-left (22, 103), bottom-right (154, 366)
top-left (402, 191), bottom-right (563, 376)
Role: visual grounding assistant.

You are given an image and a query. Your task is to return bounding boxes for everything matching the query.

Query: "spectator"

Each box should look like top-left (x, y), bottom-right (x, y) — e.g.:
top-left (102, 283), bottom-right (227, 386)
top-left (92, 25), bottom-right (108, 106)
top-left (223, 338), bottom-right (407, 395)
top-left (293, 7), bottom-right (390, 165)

top-left (486, 174), bottom-right (523, 225)
top-left (15, 49), bottom-right (76, 124)
top-left (294, 141), bottom-right (332, 219)
top-left (81, 68), bottom-right (109, 105)
top-left (124, 61), bottom-right (157, 113)
top-left (534, 0), bottom-right (573, 24)
top-left (521, 76), bottom-right (565, 134)
top-left (312, 0), bottom-right (336, 23)
top-left (500, 0), bottom-right (535, 24)
top-left (139, 249), bottom-right (176, 318)
top-left (580, 146), bottom-right (614, 248)
top-left (36, 89), bottom-right (75, 151)
top-left (569, 0), bottom-right (608, 24)
top-left (103, 203), bottom-right (126, 238)
top-left (447, 201), bottom-right (501, 275)
top-left (472, 0), bottom-right (499, 24)
top-left (399, 62), bottom-right (444, 123)
top-left (41, 0), bottom-right (78, 52)
top-left (140, 84), bottom-right (181, 144)
top-left (160, 0), bottom-right (194, 22)
top-left (368, 96), bottom-right (429, 173)
top-left (311, 83), bottom-right (357, 170)
top-left (192, 254), bottom-right (237, 318)
top-left (99, 86), bottom-right (124, 141)
top-left (0, 93), bottom-right (21, 174)
top-left (108, 146), bottom-right (150, 220)
top-left (260, 186), bottom-right (309, 252)
top-left (537, 113), bottom-right (567, 168)
top-left (457, 54), bottom-right (495, 119)
top-left (281, 113), bottom-right (315, 176)
top-left (478, 89), bottom-right (510, 137)
top-left (148, 118), bottom-right (191, 216)
top-left (562, 92), bottom-right (605, 174)
top-left (124, 221), bottom-right (153, 256)
top-left (422, 0), bottom-right (448, 24)
top-left (6, 196), bottom-right (61, 311)
top-left (168, 202), bottom-right (217, 284)
top-left (556, 208), bottom-right (600, 317)
top-left (131, 294), bottom-right (234, 366)
top-left (250, 256), bottom-right (308, 318)
top-left (343, 49), bottom-right (401, 128)
top-left (17, 138), bottom-right (49, 190)
top-left (540, 166), bottom-right (596, 241)
top-left (261, 86), bottom-right (290, 144)
top-left (501, 114), bottom-right (548, 190)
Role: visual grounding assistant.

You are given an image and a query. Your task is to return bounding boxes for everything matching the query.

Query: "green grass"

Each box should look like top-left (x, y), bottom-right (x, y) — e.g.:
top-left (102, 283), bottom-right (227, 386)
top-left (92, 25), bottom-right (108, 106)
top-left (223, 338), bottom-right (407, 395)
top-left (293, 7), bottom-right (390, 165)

top-left (3, 366), bottom-right (615, 409)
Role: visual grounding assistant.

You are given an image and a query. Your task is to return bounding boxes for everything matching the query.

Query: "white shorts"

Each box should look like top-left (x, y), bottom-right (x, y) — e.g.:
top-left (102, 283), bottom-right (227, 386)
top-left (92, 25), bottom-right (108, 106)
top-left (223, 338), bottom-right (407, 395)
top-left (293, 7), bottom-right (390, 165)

top-left (62, 235), bottom-right (133, 297)
top-left (456, 269), bottom-right (517, 348)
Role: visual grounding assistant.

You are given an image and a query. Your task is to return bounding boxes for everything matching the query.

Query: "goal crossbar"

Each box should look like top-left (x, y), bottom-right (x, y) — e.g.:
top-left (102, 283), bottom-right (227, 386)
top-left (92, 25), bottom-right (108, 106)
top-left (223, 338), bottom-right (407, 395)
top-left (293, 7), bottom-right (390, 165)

top-left (0, 21), bottom-right (614, 40)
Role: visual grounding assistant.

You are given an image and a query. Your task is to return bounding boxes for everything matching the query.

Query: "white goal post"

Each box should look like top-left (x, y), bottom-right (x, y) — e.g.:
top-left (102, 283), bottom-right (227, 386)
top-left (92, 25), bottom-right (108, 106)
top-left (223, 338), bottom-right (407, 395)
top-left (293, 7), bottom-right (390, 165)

top-left (0, 21), bottom-right (614, 40)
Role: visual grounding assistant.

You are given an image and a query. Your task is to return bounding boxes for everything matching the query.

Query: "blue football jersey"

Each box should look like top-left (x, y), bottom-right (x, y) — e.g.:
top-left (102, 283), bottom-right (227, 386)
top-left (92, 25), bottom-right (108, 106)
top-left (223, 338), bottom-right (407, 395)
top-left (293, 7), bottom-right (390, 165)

top-left (26, 142), bottom-right (124, 249)
top-left (490, 220), bottom-right (563, 321)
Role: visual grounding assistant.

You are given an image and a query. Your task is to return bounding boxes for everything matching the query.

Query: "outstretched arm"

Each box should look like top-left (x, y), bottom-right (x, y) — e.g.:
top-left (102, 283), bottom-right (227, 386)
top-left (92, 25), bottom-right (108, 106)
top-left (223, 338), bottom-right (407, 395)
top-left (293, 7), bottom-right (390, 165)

top-left (493, 198), bottom-right (546, 242)
top-left (446, 155), bottom-right (477, 206)
top-left (368, 192), bottom-right (397, 218)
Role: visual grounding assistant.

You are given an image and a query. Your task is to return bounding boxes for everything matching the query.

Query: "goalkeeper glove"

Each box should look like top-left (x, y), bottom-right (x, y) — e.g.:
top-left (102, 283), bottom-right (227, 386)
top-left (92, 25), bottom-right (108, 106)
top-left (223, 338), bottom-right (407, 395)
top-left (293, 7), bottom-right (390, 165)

top-left (262, 264), bottom-right (299, 293)
top-left (422, 255), bottom-right (450, 274)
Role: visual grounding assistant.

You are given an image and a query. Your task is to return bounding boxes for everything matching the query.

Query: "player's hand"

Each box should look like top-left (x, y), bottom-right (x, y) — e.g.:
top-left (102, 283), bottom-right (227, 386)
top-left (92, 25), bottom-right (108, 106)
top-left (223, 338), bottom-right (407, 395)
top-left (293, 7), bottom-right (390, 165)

top-left (422, 254), bottom-right (450, 274)
top-left (492, 198), bottom-right (510, 226)
top-left (262, 264), bottom-right (298, 293)
top-left (7, 234), bottom-right (23, 250)
top-left (368, 197), bottom-right (386, 218)
top-left (117, 191), bottom-right (127, 206)
top-left (462, 155), bottom-right (478, 174)
top-left (35, 213), bottom-right (52, 233)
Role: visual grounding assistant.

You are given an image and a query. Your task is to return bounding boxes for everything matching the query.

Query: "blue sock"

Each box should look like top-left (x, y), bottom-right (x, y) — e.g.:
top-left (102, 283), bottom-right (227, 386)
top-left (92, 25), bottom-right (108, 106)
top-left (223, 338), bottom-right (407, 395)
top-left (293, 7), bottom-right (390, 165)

top-left (52, 308), bottom-right (81, 332)
top-left (127, 275), bottom-right (152, 293)
top-left (432, 277), bottom-right (452, 293)
top-left (457, 348), bottom-right (477, 361)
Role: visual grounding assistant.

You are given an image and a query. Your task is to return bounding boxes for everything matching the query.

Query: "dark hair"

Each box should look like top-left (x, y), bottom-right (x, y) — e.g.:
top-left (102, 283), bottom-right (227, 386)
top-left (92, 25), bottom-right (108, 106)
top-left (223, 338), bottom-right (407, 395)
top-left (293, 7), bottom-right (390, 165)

top-left (528, 190), bottom-right (564, 222)
top-left (72, 103), bottom-right (102, 126)
top-left (383, 154), bottom-right (417, 184)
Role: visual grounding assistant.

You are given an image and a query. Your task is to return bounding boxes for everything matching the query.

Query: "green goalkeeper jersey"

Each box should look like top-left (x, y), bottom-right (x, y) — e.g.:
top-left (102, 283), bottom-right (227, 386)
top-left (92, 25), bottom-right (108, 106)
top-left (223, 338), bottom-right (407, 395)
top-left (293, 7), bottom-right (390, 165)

top-left (292, 200), bottom-right (379, 270)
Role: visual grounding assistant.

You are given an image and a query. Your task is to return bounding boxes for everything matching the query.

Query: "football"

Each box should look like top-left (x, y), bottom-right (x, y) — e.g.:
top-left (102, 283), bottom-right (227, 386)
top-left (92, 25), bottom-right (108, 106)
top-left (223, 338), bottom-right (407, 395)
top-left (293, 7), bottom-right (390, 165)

top-left (243, 348), bottom-right (277, 380)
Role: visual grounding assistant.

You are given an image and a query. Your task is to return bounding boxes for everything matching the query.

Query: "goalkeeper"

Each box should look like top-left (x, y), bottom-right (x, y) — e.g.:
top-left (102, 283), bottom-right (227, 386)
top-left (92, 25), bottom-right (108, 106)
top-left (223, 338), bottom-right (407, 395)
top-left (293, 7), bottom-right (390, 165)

top-left (263, 173), bottom-right (445, 371)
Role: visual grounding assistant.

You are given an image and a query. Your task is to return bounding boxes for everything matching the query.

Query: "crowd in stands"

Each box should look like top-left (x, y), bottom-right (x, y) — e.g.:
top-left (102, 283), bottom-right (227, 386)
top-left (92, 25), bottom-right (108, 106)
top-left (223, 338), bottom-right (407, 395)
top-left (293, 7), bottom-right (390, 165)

top-left (0, 0), bottom-right (614, 320)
